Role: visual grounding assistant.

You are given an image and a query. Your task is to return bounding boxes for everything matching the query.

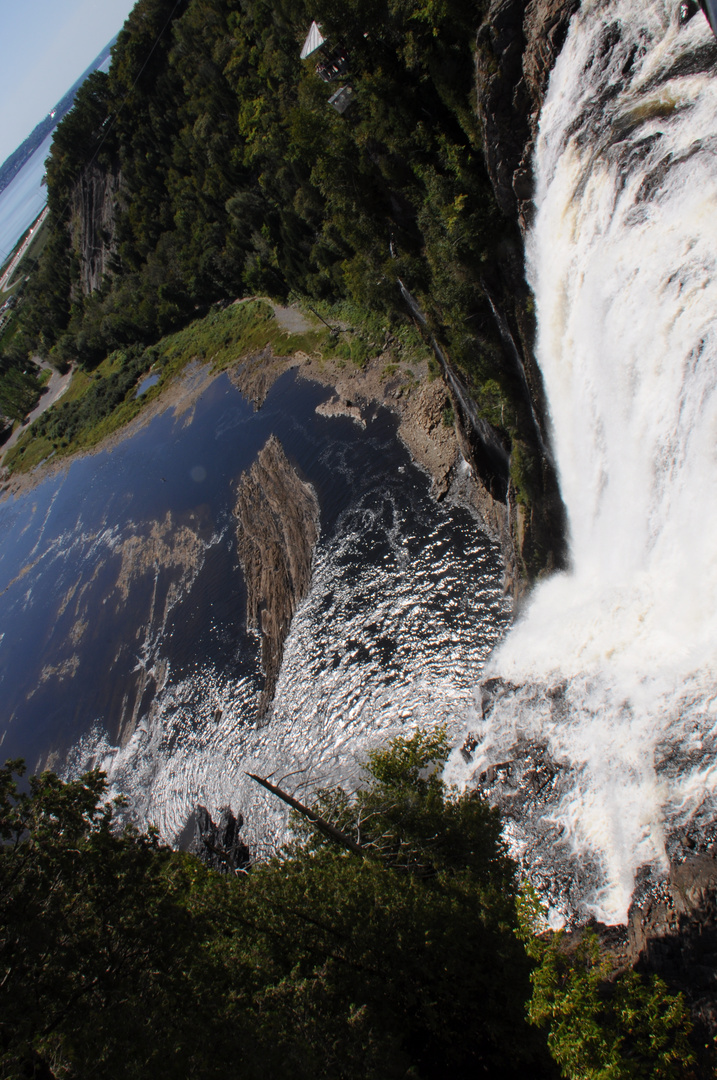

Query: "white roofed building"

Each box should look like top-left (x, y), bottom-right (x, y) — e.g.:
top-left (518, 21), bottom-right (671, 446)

top-left (300, 20), bottom-right (355, 115)
top-left (300, 21), bottom-right (326, 59)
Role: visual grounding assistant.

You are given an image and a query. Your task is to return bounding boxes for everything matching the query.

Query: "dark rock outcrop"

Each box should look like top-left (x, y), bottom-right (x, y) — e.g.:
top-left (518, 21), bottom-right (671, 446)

top-left (469, 0), bottom-right (577, 593)
top-left (70, 162), bottom-right (122, 295)
top-left (627, 856), bottom-right (717, 1034)
top-left (193, 805), bottom-right (250, 874)
top-left (476, 0), bottom-right (581, 229)
top-left (234, 436), bottom-right (320, 716)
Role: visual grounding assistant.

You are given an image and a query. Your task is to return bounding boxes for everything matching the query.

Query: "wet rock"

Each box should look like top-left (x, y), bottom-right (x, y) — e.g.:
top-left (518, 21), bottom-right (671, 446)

top-left (471, 0), bottom-right (573, 595)
top-left (315, 394), bottom-right (365, 427)
top-left (192, 805), bottom-right (250, 874)
top-left (230, 344), bottom-right (300, 410)
top-left (628, 855), bottom-right (717, 1033)
top-left (476, 0), bottom-right (580, 227)
top-left (234, 435), bottom-right (320, 716)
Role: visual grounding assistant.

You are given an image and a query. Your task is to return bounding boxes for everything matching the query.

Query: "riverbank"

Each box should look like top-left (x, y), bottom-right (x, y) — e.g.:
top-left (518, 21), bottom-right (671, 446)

top-left (0, 207), bottom-right (49, 293)
top-left (0, 299), bottom-right (505, 564)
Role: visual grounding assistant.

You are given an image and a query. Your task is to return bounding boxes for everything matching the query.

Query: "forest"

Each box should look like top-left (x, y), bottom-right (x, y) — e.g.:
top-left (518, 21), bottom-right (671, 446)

top-left (0, 730), bottom-right (697, 1079)
top-left (0, 0), bottom-right (555, 568)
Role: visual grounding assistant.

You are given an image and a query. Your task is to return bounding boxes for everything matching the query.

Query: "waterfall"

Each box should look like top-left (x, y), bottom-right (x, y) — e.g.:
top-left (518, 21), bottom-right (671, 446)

top-left (448, 0), bottom-right (717, 923)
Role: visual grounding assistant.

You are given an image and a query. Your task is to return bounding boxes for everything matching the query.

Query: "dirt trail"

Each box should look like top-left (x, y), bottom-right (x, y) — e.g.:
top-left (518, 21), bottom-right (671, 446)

top-left (0, 360), bottom-right (72, 468)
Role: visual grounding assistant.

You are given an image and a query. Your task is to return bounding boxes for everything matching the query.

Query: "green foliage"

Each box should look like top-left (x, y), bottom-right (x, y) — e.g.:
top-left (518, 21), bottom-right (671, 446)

top-left (308, 296), bottom-right (431, 367)
top-left (31, 347), bottom-right (147, 444)
top-left (294, 727), bottom-right (513, 880)
top-left (0, 760), bottom-right (217, 1079)
top-left (475, 376), bottom-right (511, 431)
top-left (11, 0), bottom-right (511, 413)
top-left (258, 727), bottom-right (551, 1078)
top-left (158, 298), bottom-right (324, 374)
top-left (0, 361), bottom-right (41, 423)
top-left (0, 735), bottom-right (703, 1079)
top-left (523, 919), bottom-right (696, 1080)
top-left (511, 435), bottom-right (542, 508)
top-left (0, 733), bottom-right (556, 1080)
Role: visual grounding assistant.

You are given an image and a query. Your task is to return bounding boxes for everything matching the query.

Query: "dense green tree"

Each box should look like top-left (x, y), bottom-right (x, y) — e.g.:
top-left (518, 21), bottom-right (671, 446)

top-left (237, 728), bottom-right (555, 1079)
top-left (0, 733), bottom-right (702, 1079)
top-left (520, 896), bottom-right (697, 1080)
top-left (0, 733), bottom-right (557, 1079)
top-left (0, 762), bottom-right (211, 1077)
top-left (0, 360), bottom-right (40, 423)
top-left (11, 0), bottom-right (509, 388)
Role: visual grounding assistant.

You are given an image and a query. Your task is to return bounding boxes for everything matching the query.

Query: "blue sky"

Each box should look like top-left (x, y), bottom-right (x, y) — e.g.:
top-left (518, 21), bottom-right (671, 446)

top-left (0, 0), bottom-right (138, 166)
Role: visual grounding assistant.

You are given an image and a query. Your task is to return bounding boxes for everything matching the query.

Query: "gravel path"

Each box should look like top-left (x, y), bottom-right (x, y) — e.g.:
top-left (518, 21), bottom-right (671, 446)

top-left (0, 360), bottom-right (72, 467)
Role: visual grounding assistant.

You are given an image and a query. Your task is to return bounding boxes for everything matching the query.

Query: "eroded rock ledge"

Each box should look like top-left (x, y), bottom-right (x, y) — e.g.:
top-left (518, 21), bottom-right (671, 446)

top-left (234, 435), bottom-right (319, 716)
top-left (627, 856), bottom-right (717, 1036)
top-left (192, 805), bottom-right (250, 874)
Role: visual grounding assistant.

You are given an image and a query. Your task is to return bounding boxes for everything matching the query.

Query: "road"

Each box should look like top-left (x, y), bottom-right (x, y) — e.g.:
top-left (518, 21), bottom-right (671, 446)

top-left (0, 207), bottom-right (49, 293)
top-left (0, 359), bottom-right (72, 469)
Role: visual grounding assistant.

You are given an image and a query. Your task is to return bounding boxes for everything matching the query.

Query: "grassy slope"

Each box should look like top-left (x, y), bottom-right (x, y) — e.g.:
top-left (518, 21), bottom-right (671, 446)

top-left (3, 297), bottom-right (430, 475)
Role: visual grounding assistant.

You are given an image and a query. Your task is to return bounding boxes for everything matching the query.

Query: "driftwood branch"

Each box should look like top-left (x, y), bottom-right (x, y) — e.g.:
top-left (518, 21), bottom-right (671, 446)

top-left (246, 773), bottom-right (366, 858)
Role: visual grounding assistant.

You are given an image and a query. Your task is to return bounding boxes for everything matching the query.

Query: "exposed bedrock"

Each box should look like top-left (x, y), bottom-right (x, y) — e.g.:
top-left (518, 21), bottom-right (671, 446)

top-left (234, 435), bottom-right (320, 717)
top-left (466, 678), bottom-right (717, 1041)
top-left (555, 857), bottom-right (717, 1050)
top-left (627, 857), bottom-right (717, 1037)
top-left (466, 0), bottom-right (577, 592)
top-left (70, 161), bottom-right (122, 296)
top-left (476, 0), bottom-right (581, 226)
top-left (192, 805), bottom-right (251, 874)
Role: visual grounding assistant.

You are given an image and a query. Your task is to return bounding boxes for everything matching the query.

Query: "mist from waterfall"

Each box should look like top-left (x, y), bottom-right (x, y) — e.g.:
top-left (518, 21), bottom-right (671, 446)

top-left (448, 0), bottom-right (717, 922)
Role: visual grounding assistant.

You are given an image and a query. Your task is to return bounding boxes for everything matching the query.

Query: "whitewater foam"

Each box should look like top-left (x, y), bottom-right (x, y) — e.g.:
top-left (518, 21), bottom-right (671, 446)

top-left (69, 472), bottom-right (510, 852)
top-left (448, 0), bottom-right (717, 922)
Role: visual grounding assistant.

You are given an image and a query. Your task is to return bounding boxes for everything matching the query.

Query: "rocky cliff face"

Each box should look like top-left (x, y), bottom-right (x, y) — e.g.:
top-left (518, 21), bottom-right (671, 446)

top-left (192, 805), bottom-right (250, 874)
top-left (467, 0), bottom-right (580, 592)
top-left (476, 0), bottom-right (581, 229)
top-left (627, 856), bottom-right (717, 1037)
top-left (70, 163), bottom-right (122, 296)
top-left (234, 436), bottom-right (320, 717)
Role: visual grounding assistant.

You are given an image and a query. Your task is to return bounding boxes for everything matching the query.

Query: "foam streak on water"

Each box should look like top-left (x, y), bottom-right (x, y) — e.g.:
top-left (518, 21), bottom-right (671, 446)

top-left (447, 0), bottom-right (717, 922)
top-left (69, 481), bottom-right (509, 853)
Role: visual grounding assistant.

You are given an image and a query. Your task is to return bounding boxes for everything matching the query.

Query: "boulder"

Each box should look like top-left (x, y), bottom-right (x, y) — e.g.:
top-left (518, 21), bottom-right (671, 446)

top-left (193, 805), bottom-right (250, 874)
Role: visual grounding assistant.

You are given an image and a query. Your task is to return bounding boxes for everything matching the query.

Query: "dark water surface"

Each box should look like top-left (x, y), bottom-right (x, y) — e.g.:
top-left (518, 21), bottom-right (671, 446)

top-left (0, 367), bottom-right (510, 841)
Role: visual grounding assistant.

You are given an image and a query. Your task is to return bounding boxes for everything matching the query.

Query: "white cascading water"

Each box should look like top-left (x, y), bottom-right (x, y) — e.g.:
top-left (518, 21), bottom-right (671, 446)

top-left (448, 0), bottom-right (717, 923)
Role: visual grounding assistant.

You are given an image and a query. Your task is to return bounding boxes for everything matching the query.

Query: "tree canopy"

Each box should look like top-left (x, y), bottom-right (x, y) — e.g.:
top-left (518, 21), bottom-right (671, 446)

top-left (4, 0), bottom-right (515, 437)
top-left (0, 730), bottom-right (699, 1079)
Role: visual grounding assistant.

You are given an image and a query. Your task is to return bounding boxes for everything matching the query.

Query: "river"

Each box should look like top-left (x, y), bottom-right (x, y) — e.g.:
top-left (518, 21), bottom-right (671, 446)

top-left (0, 134), bottom-right (53, 264)
top-left (0, 365), bottom-right (509, 853)
top-left (0, 53), bottom-right (112, 264)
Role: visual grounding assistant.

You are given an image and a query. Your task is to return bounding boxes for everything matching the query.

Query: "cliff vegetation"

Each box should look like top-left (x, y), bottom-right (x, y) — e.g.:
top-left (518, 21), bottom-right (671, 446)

top-left (0, 732), bottom-right (698, 1079)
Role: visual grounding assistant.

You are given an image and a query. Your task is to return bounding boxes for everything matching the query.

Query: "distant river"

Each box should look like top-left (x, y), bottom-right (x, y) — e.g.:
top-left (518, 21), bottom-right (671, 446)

top-left (0, 366), bottom-right (509, 850)
top-left (0, 54), bottom-right (112, 263)
top-left (0, 133), bottom-right (52, 262)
